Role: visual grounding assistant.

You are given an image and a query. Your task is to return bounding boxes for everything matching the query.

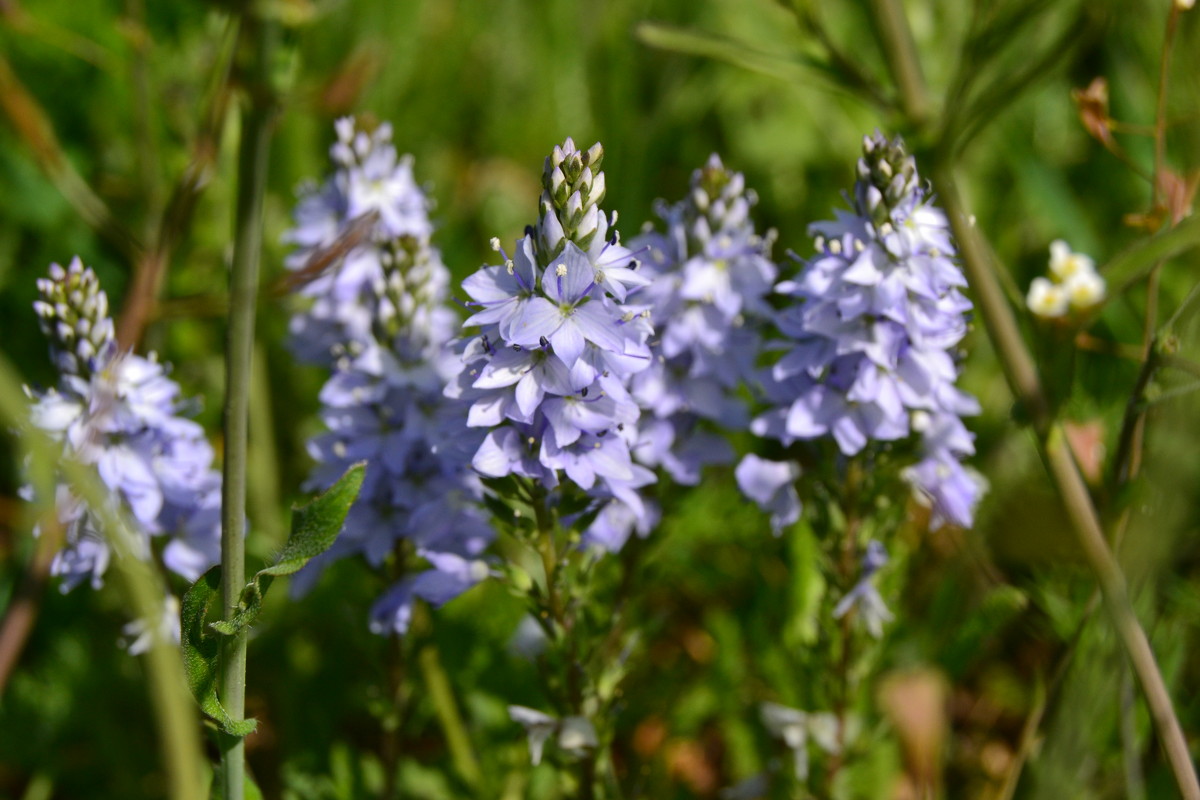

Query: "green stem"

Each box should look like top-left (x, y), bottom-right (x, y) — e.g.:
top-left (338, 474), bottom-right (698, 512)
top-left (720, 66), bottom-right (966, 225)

top-left (248, 342), bottom-right (284, 549)
top-left (219, 15), bottom-right (277, 800)
top-left (865, 0), bottom-right (929, 127)
top-left (867, 2), bottom-right (1200, 796)
top-left (935, 153), bottom-right (1200, 800)
top-left (1152, 5), bottom-right (1180, 210)
top-left (827, 465), bottom-right (861, 793)
top-left (531, 493), bottom-right (597, 800)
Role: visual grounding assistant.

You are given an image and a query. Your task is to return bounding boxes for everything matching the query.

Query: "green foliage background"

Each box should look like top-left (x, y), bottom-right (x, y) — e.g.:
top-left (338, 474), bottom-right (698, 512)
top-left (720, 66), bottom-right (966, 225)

top-left (1, 0), bottom-right (1199, 797)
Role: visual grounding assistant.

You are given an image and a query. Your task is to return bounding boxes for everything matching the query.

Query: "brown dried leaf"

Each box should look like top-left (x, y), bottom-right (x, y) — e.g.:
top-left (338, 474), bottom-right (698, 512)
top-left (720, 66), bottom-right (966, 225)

top-left (1064, 419), bottom-right (1106, 485)
top-left (1159, 169), bottom-right (1199, 226)
top-left (1071, 78), bottom-right (1113, 147)
top-left (878, 669), bottom-right (948, 796)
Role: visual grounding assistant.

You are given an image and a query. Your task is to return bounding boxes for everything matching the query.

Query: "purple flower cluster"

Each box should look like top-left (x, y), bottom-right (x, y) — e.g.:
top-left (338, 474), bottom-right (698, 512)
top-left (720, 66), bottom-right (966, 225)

top-left (25, 258), bottom-right (221, 591)
top-left (753, 133), bottom-right (983, 529)
top-left (630, 155), bottom-right (777, 485)
top-left (287, 119), bottom-right (492, 635)
top-left (447, 139), bottom-right (657, 550)
top-left (285, 117), bottom-right (443, 367)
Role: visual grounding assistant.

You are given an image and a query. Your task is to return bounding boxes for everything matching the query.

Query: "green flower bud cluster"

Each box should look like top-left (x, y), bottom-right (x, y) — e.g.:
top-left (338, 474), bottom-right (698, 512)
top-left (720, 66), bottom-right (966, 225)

top-left (32, 257), bottom-right (115, 381)
top-left (371, 234), bottom-right (449, 353)
top-left (681, 154), bottom-right (771, 256)
top-left (537, 138), bottom-right (607, 265)
top-left (855, 132), bottom-right (920, 230)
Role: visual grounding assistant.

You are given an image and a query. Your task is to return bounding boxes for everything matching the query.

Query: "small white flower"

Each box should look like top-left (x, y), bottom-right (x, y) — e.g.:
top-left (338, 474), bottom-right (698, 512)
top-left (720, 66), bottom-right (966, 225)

top-left (1026, 276), bottom-right (1069, 318)
top-left (1065, 269), bottom-right (1106, 310)
top-left (508, 706), bottom-right (597, 765)
top-left (508, 705), bottom-right (557, 765)
top-left (761, 702), bottom-right (811, 779)
top-left (760, 703), bottom-right (848, 781)
top-left (557, 716), bottom-right (598, 756)
top-left (1048, 240), bottom-right (1095, 281)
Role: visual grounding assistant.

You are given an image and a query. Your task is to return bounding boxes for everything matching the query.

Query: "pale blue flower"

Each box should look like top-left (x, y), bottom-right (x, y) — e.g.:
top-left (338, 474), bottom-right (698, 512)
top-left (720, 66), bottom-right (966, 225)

top-left (450, 138), bottom-right (657, 544)
top-left (288, 118), bottom-right (493, 632)
top-left (26, 259), bottom-right (221, 591)
top-left (753, 133), bottom-right (983, 529)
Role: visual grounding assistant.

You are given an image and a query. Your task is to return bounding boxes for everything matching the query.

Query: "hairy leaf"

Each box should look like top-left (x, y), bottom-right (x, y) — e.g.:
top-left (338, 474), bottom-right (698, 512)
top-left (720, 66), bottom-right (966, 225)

top-left (181, 567), bottom-right (257, 737)
top-left (209, 462), bottom-right (365, 637)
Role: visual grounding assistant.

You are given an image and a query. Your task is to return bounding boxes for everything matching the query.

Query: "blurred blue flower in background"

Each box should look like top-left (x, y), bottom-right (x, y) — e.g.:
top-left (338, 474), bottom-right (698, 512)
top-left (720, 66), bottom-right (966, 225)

top-left (25, 258), bottom-right (222, 591)
top-left (287, 119), bottom-right (492, 635)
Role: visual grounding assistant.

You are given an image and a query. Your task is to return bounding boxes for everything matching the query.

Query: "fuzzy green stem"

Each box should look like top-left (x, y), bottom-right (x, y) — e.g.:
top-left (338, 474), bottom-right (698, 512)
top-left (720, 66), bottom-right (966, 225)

top-left (219, 16), bottom-right (277, 800)
top-left (931, 166), bottom-right (1200, 795)
top-left (826, 464), bottom-right (861, 792)
top-left (866, 0), bottom-right (929, 127)
top-left (934, 146), bottom-right (1200, 800)
top-left (1153, 5), bottom-right (1180, 210)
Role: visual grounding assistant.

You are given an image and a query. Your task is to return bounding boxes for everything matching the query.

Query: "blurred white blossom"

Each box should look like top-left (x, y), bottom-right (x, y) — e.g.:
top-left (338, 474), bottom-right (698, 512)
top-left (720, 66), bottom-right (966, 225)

top-left (1027, 241), bottom-right (1104, 319)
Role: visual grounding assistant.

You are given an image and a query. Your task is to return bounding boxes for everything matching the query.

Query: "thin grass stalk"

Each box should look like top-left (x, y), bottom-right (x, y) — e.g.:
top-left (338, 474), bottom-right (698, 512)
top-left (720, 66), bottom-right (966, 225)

top-left (219, 14), bottom-right (278, 800)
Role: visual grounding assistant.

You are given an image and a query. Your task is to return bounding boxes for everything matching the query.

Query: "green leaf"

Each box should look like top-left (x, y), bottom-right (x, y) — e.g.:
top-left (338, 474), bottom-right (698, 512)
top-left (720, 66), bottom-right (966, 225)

top-left (181, 567), bottom-right (257, 738)
top-left (209, 462), bottom-right (366, 637)
top-left (272, 461), bottom-right (366, 575)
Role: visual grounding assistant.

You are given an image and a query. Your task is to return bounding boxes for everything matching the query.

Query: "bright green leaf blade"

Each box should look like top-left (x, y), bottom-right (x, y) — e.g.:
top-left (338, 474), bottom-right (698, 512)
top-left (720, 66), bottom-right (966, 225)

top-left (181, 566), bottom-right (257, 738)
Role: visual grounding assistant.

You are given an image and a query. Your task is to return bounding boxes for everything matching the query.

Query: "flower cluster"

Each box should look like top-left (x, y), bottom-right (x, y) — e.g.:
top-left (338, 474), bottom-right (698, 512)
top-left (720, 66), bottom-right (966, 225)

top-left (1025, 240), bottom-right (1105, 319)
top-left (630, 155), bottom-right (777, 485)
top-left (287, 119), bottom-right (492, 635)
top-left (448, 138), bottom-right (657, 550)
top-left (754, 133), bottom-right (983, 530)
top-left (285, 117), bottom-right (443, 366)
top-left (25, 258), bottom-right (222, 591)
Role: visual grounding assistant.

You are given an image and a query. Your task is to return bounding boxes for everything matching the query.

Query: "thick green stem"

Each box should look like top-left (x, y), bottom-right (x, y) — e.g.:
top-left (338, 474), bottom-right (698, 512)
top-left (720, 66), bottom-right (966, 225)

top-left (937, 166), bottom-right (1199, 797)
top-left (826, 465), bottom-right (861, 792)
top-left (867, 2), bottom-right (1199, 796)
top-left (219, 16), bottom-right (277, 800)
